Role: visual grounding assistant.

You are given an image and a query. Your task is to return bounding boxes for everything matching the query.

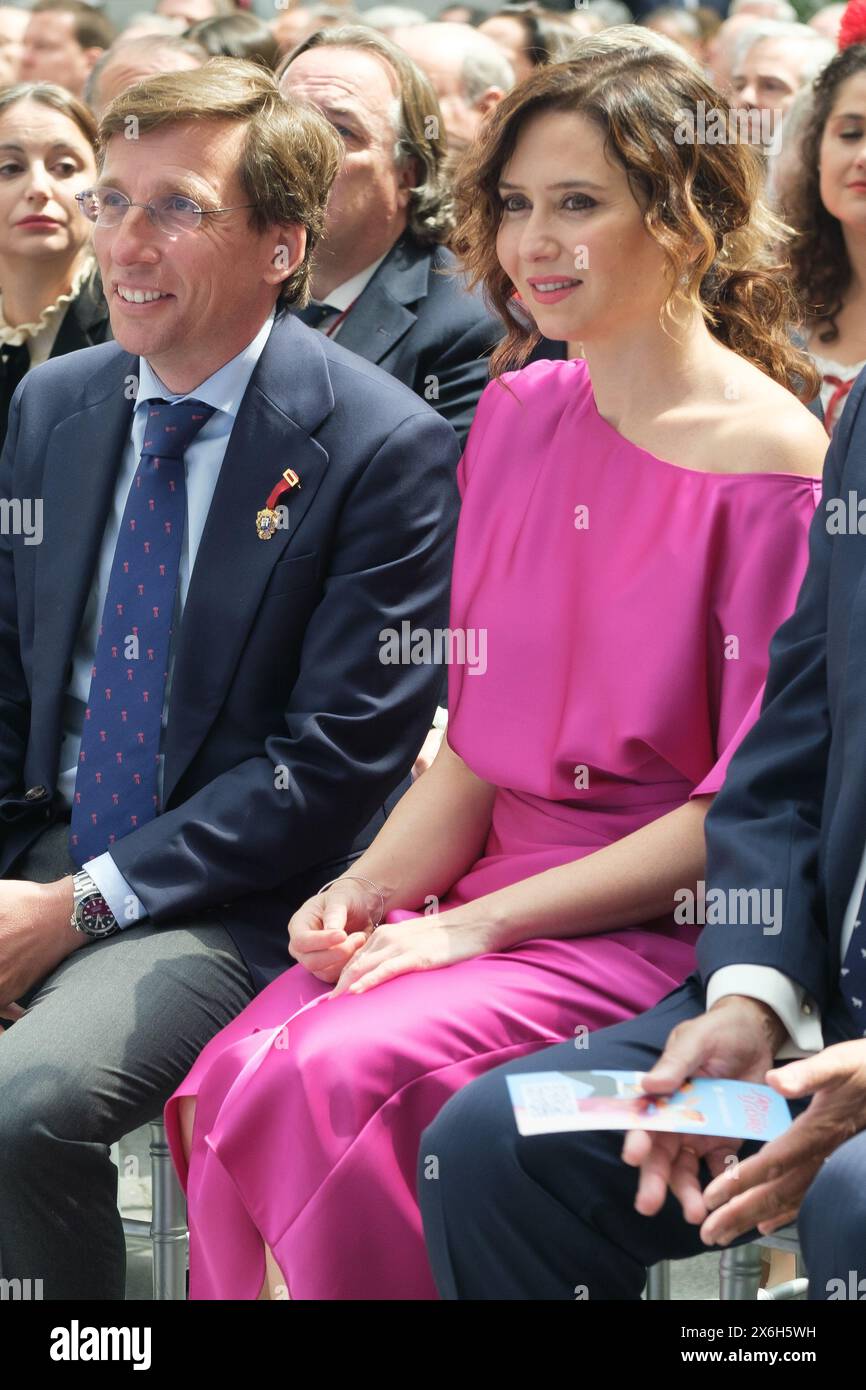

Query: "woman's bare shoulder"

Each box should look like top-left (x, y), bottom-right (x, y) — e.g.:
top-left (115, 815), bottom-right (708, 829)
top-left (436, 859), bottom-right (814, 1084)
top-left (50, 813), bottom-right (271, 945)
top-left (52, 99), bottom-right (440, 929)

top-left (738, 408), bottom-right (827, 479)
top-left (714, 378), bottom-right (828, 479)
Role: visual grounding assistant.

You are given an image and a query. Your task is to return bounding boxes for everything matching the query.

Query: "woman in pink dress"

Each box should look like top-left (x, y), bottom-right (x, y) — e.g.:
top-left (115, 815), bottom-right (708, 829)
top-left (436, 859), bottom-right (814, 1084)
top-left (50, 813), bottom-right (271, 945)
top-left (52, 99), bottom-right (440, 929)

top-left (164, 33), bottom-right (829, 1299)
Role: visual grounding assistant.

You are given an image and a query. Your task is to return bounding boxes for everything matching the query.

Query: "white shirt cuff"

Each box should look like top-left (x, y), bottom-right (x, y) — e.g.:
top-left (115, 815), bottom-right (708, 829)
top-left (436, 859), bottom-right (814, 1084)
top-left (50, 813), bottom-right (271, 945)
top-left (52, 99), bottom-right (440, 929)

top-left (706, 964), bottom-right (824, 1058)
top-left (84, 853), bottom-right (147, 928)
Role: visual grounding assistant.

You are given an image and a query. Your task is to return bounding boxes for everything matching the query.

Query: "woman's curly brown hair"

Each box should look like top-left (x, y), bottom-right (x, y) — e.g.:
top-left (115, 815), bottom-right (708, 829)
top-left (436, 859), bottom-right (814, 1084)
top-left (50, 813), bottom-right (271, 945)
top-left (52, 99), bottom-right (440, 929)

top-left (787, 43), bottom-right (866, 347)
top-left (449, 32), bottom-right (820, 401)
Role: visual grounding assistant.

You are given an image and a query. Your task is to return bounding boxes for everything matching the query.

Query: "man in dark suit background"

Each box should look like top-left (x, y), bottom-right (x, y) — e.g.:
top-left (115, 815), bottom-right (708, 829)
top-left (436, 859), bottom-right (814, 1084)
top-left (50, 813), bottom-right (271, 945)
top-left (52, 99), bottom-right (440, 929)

top-left (279, 26), bottom-right (504, 447)
top-left (0, 58), bottom-right (459, 1299)
top-left (419, 369), bottom-right (865, 1299)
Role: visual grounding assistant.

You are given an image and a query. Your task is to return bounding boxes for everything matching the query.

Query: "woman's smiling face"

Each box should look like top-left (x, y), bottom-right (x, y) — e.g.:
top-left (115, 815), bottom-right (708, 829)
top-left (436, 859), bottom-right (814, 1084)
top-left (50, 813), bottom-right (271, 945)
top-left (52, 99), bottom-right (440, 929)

top-left (818, 70), bottom-right (866, 233)
top-left (495, 107), bottom-right (676, 344)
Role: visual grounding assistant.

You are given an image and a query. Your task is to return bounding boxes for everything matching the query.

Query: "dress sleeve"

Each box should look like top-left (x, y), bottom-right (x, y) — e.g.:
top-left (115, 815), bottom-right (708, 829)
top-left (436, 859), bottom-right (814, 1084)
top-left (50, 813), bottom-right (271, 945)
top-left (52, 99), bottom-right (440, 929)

top-left (448, 374), bottom-right (517, 720)
top-left (455, 375), bottom-right (511, 499)
top-left (690, 477), bottom-right (822, 799)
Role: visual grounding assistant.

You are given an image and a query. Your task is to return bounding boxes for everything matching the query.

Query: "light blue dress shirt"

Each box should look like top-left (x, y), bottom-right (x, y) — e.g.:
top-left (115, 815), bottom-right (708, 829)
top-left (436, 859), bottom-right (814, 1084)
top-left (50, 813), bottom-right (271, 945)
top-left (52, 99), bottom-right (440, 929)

top-left (57, 307), bottom-right (277, 926)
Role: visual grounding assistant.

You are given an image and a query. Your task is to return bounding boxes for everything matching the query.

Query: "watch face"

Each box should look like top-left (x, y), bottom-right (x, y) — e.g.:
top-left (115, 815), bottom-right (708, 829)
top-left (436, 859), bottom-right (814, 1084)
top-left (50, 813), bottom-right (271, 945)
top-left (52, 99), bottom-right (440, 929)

top-left (78, 894), bottom-right (116, 937)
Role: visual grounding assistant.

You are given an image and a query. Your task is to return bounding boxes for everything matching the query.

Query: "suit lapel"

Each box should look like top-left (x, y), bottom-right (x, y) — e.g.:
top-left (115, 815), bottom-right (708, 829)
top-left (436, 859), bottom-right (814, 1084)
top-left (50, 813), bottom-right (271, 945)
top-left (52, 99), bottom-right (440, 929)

top-left (324, 233), bottom-right (430, 367)
top-left (32, 350), bottom-right (136, 770)
top-left (161, 312), bottom-right (334, 801)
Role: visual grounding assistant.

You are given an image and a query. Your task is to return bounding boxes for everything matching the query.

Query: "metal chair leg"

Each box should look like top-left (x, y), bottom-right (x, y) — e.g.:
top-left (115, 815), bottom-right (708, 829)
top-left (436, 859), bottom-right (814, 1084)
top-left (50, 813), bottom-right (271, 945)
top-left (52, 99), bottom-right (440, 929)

top-left (645, 1262), bottom-right (671, 1299)
top-left (720, 1242), bottom-right (763, 1299)
top-left (149, 1120), bottom-right (188, 1301)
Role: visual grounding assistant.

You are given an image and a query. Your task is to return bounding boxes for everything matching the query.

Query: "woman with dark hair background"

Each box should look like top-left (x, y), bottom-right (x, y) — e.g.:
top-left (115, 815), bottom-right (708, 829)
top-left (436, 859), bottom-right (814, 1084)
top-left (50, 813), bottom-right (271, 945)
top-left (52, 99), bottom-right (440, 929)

top-left (787, 8), bottom-right (866, 434)
top-left (0, 81), bottom-right (108, 451)
top-left (478, 3), bottom-right (579, 82)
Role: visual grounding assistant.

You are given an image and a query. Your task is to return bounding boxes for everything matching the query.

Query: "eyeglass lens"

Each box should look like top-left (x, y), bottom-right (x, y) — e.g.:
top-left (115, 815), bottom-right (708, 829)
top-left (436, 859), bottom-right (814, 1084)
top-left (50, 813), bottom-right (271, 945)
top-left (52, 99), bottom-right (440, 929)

top-left (78, 189), bottom-right (201, 233)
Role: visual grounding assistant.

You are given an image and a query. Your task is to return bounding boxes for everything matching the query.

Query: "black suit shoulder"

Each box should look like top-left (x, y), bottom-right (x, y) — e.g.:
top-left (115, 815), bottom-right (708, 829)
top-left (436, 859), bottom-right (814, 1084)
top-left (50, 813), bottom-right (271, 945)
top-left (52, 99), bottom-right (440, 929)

top-left (423, 243), bottom-right (499, 333)
top-left (314, 326), bottom-right (458, 428)
top-left (368, 233), bottom-right (501, 352)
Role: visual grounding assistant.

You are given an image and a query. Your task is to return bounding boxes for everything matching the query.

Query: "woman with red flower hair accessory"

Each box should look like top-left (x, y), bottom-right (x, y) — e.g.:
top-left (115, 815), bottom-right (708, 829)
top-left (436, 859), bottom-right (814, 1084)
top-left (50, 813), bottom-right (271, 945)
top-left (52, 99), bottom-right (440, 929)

top-left (838, 0), bottom-right (866, 48)
top-left (787, 28), bottom-right (866, 432)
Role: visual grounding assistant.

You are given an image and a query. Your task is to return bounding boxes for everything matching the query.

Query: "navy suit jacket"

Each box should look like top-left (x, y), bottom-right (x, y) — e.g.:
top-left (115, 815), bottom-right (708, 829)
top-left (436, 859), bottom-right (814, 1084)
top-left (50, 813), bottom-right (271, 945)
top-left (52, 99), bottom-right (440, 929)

top-left (698, 368), bottom-right (866, 1029)
top-left (292, 232), bottom-right (503, 447)
top-left (0, 306), bottom-right (460, 993)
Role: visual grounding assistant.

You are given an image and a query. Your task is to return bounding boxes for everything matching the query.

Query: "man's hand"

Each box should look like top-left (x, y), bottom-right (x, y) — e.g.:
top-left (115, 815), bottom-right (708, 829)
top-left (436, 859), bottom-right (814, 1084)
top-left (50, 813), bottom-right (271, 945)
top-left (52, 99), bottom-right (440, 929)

top-left (699, 1038), bottom-right (866, 1245)
top-left (0, 876), bottom-right (82, 1027)
top-left (621, 995), bottom-right (787, 1224)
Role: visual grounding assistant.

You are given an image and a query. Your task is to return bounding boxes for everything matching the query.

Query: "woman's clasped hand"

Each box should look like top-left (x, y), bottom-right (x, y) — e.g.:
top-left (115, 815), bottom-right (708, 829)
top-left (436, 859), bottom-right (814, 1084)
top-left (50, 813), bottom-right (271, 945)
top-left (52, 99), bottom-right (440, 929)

top-left (288, 879), bottom-right (497, 996)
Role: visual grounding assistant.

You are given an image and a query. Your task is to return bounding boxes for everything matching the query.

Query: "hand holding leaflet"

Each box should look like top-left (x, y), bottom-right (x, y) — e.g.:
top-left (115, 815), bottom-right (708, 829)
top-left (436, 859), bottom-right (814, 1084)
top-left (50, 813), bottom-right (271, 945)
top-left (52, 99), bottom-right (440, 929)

top-left (507, 1069), bottom-right (792, 1140)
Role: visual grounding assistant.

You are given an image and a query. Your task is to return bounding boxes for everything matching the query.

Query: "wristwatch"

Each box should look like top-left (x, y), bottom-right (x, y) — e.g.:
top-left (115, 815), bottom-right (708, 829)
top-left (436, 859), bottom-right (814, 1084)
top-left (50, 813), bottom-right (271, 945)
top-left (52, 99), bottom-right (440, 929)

top-left (70, 869), bottom-right (120, 939)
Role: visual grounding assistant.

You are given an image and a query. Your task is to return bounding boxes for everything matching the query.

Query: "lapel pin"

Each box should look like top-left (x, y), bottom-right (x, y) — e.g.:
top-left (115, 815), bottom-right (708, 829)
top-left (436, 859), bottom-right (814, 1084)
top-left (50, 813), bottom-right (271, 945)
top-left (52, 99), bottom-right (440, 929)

top-left (256, 467), bottom-right (301, 540)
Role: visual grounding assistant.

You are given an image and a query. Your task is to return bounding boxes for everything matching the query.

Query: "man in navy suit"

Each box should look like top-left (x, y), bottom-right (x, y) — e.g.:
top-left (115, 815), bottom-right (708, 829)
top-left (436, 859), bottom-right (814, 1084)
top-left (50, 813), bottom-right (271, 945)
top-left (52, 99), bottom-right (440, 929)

top-left (279, 26), bottom-right (504, 447)
top-left (419, 371), bottom-right (866, 1300)
top-left (0, 59), bottom-right (459, 1298)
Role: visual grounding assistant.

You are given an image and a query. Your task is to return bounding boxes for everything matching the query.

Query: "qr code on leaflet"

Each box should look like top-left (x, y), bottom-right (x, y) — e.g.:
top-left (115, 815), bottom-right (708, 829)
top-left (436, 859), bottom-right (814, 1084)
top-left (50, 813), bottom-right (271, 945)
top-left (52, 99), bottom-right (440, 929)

top-left (521, 1079), bottom-right (576, 1120)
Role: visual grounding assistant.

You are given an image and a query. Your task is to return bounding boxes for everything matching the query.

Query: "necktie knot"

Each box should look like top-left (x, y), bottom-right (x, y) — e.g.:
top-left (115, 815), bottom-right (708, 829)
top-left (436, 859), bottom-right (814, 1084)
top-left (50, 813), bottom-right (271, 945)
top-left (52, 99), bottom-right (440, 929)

top-left (141, 397), bottom-right (216, 461)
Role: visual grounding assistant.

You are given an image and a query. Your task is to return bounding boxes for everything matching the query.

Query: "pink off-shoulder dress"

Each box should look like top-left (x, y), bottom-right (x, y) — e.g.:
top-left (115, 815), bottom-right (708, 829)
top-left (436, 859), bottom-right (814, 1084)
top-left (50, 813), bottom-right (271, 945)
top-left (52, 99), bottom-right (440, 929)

top-left (164, 357), bottom-right (822, 1300)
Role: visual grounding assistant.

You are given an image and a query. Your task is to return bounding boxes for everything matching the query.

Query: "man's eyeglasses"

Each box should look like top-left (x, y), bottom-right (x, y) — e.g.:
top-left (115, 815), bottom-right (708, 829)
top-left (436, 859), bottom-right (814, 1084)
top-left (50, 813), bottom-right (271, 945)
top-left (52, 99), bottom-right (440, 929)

top-left (75, 187), bottom-right (256, 237)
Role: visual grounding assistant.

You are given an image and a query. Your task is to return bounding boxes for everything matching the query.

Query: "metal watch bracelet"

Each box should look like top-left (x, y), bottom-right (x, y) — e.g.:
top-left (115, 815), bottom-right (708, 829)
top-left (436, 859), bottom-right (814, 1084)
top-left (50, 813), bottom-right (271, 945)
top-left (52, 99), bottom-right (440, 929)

top-left (70, 869), bottom-right (119, 937)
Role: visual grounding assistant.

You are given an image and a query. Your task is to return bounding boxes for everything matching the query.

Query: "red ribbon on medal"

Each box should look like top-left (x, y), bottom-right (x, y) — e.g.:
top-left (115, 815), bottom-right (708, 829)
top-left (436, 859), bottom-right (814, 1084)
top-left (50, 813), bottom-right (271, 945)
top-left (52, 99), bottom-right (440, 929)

top-left (256, 468), bottom-right (301, 540)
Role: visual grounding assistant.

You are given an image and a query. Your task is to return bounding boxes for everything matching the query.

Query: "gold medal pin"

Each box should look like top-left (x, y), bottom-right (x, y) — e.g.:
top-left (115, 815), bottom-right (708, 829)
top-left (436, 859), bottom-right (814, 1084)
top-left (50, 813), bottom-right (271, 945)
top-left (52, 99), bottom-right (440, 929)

top-left (256, 468), bottom-right (301, 540)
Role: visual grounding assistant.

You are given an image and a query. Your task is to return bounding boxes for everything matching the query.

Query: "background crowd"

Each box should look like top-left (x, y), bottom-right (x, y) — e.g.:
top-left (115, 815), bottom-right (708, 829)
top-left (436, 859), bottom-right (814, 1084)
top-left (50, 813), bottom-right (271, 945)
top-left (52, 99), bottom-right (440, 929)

top-left (3, 0), bottom-right (866, 446)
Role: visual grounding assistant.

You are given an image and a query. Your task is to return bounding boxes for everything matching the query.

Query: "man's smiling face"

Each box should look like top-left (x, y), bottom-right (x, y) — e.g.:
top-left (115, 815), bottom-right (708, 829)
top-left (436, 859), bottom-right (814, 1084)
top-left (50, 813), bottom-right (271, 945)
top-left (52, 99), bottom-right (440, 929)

top-left (93, 118), bottom-right (302, 391)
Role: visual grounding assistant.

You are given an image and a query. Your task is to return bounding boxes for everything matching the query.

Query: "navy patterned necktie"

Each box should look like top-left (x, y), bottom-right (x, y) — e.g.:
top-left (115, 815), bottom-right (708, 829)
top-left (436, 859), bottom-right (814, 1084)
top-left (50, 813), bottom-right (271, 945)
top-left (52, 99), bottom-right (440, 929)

top-left (69, 397), bottom-right (215, 865)
top-left (841, 903), bottom-right (866, 1034)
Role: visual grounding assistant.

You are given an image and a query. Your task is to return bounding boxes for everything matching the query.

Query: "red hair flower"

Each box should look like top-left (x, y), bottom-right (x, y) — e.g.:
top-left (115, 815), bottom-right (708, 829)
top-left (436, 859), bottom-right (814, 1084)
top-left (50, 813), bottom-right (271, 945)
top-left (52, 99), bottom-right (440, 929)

top-left (839, 0), bottom-right (866, 50)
